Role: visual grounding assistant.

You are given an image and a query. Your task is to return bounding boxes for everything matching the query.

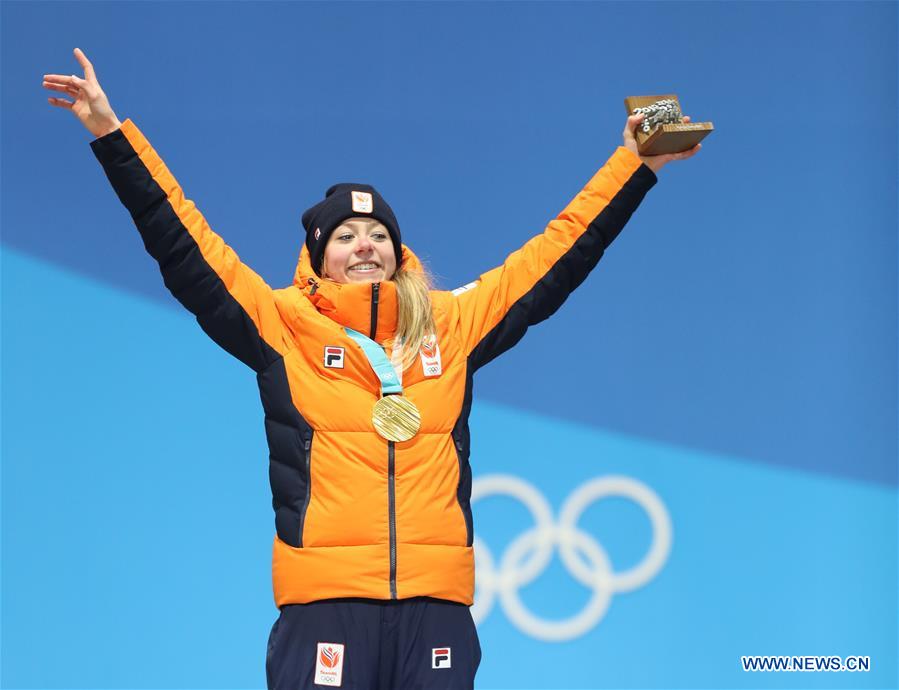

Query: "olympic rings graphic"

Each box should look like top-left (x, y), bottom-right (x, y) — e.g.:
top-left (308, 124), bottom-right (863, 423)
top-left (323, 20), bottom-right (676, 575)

top-left (470, 474), bottom-right (672, 641)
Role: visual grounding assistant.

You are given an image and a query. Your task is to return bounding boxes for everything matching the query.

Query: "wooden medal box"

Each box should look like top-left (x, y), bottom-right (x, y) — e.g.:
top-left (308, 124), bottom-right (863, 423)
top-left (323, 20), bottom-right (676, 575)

top-left (624, 94), bottom-right (714, 156)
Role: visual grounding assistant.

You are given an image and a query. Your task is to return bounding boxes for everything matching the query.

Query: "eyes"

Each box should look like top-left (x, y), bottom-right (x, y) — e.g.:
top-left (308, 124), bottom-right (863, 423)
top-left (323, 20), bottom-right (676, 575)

top-left (336, 232), bottom-right (388, 242)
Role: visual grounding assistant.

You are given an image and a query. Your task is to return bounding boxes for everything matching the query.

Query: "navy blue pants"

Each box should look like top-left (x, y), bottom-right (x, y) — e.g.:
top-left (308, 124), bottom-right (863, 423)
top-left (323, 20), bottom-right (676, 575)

top-left (266, 597), bottom-right (481, 689)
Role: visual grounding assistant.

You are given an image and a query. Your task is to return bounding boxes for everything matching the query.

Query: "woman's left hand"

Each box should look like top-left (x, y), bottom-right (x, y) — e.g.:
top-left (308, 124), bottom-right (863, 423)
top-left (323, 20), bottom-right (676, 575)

top-left (623, 112), bottom-right (701, 174)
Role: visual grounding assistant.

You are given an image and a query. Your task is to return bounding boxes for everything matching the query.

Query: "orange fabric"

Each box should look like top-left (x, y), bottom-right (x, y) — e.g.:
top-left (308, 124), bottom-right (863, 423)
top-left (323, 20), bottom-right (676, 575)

top-left (272, 539), bottom-right (474, 606)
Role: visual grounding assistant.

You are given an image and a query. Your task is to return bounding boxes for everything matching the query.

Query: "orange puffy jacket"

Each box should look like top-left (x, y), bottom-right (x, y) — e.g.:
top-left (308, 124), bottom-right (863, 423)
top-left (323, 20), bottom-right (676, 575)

top-left (91, 119), bottom-right (657, 607)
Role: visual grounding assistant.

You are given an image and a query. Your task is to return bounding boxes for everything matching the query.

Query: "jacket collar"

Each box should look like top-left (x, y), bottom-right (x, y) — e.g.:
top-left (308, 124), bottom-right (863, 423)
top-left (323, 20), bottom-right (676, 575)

top-left (293, 243), bottom-right (424, 343)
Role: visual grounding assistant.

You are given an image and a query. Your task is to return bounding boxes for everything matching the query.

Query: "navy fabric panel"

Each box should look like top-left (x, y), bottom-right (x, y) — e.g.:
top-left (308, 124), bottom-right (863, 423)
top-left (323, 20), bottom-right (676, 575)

top-left (451, 363), bottom-right (475, 547)
top-left (90, 128), bottom-right (281, 372)
top-left (469, 165), bottom-right (657, 372)
top-left (258, 358), bottom-right (312, 548)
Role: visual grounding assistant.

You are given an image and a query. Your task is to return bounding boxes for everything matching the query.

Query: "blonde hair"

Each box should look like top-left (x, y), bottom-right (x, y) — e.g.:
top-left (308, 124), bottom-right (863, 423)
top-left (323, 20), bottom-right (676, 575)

top-left (391, 263), bottom-right (437, 371)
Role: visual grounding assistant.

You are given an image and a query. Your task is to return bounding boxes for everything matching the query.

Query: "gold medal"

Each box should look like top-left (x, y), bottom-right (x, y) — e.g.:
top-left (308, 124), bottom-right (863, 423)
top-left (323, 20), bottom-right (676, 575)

top-left (372, 394), bottom-right (421, 442)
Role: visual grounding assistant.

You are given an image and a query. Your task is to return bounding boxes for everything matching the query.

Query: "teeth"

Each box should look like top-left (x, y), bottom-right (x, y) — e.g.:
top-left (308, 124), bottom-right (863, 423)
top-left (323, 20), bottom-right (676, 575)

top-left (350, 263), bottom-right (378, 270)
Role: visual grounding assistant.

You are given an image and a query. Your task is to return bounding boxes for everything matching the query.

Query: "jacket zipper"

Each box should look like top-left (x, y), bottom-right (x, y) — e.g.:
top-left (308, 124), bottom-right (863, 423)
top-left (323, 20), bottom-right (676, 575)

top-left (367, 281), bottom-right (396, 597)
top-left (388, 440), bottom-right (397, 599)
top-left (369, 282), bottom-right (380, 340)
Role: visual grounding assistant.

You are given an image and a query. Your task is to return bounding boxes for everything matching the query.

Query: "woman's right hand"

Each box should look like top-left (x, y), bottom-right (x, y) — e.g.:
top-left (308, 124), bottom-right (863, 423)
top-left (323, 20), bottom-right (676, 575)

top-left (623, 112), bottom-right (700, 174)
top-left (43, 48), bottom-right (122, 139)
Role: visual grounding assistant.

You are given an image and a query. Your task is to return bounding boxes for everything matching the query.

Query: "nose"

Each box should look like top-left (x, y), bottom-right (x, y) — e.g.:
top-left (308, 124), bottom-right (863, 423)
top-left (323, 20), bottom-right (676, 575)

top-left (355, 234), bottom-right (373, 253)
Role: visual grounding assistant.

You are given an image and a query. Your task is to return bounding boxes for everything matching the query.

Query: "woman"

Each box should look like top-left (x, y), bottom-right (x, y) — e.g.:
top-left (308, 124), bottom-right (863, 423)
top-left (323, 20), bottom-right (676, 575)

top-left (44, 47), bottom-right (699, 690)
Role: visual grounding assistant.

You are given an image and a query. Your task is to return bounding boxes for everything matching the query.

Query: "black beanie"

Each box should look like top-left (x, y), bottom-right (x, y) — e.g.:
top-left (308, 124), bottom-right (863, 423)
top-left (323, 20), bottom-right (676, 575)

top-left (301, 183), bottom-right (403, 277)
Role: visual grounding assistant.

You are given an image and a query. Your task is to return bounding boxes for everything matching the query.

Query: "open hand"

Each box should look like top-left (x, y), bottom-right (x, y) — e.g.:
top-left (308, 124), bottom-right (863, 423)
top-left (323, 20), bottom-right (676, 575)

top-left (43, 48), bottom-right (122, 138)
top-left (623, 112), bottom-right (701, 174)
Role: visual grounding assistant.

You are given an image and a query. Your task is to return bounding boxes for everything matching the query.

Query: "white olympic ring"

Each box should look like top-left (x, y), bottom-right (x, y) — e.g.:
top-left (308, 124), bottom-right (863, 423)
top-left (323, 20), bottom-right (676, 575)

top-left (470, 474), bottom-right (672, 641)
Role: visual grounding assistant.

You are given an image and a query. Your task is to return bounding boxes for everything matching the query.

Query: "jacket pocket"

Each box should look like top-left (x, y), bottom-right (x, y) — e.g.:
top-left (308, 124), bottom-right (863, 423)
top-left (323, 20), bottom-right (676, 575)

top-left (298, 433), bottom-right (314, 547)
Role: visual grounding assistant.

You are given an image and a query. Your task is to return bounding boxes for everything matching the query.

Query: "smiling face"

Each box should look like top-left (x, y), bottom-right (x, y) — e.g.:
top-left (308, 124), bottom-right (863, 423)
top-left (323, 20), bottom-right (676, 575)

top-left (321, 217), bottom-right (397, 284)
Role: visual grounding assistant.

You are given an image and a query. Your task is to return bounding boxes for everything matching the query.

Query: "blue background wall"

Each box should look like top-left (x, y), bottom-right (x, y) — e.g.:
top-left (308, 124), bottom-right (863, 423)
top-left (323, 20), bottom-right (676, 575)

top-left (2, 1), bottom-right (896, 688)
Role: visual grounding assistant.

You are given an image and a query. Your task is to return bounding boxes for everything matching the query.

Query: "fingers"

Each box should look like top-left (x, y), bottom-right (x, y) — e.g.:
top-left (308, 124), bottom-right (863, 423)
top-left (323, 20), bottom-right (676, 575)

top-left (648, 142), bottom-right (701, 173)
top-left (43, 73), bottom-right (81, 90)
top-left (623, 112), bottom-right (644, 139)
top-left (42, 79), bottom-right (78, 96)
top-left (42, 74), bottom-right (83, 91)
top-left (47, 96), bottom-right (74, 110)
top-left (73, 47), bottom-right (96, 80)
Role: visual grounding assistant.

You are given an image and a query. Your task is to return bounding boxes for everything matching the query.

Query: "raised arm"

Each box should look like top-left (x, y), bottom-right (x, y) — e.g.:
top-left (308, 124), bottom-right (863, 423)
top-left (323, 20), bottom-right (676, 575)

top-left (453, 114), bottom-right (700, 372)
top-left (44, 48), bottom-right (291, 372)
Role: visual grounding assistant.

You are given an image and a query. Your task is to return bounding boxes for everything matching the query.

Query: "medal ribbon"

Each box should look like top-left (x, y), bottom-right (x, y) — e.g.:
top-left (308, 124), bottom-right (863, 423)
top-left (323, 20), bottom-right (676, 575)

top-left (344, 327), bottom-right (404, 395)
